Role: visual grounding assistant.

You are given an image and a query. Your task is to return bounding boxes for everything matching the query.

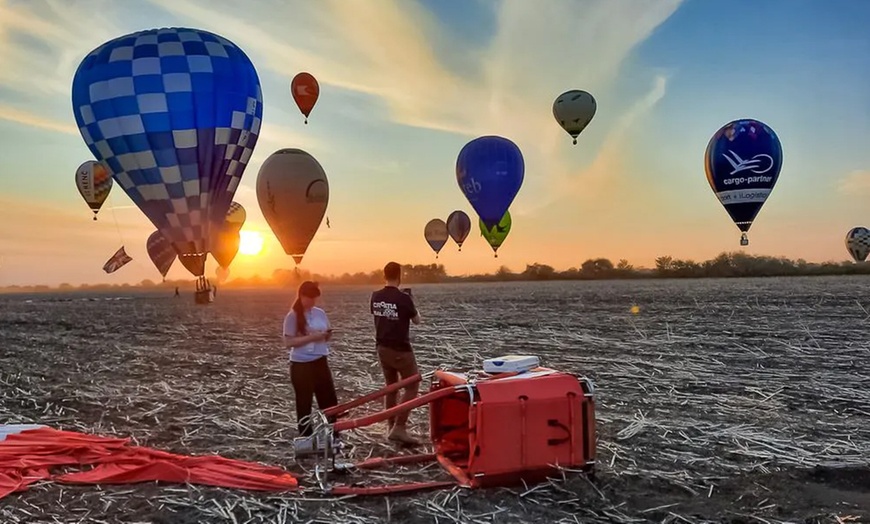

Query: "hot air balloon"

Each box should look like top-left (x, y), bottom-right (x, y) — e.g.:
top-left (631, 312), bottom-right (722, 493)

top-left (146, 230), bottom-right (176, 280)
top-left (211, 227), bottom-right (241, 268)
top-left (456, 136), bottom-right (524, 229)
top-left (446, 210), bottom-right (471, 251)
top-left (71, 27), bottom-right (263, 278)
top-left (424, 218), bottom-right (449, 258)
top-left (257, 149), bottom-right (329, 265)
top-left (845, 227), bottom-right (870, 263)
top-left (291, 72), bottom-right (319, 124)
top-left (225, 201), bottom-right (247, 231)
top-left (479, 210), bottom-right (511, 258)
top-left (553, 90), bottom-right (596, 145)
top-left (75, 160), bottom-right (113, 220)
top-left (704, 119), bottom-right (783, 246)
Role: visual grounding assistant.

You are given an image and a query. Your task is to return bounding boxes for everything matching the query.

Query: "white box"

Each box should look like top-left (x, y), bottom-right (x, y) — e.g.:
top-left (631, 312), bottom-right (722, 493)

top-left (483, 355), bottom-right (540, 374)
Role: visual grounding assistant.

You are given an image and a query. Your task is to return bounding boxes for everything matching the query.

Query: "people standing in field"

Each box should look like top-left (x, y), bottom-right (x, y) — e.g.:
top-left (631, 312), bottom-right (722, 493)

top-left (283, 280), bottom-right (338, 438)
top-left (370, 262), bottom-right (422, 445)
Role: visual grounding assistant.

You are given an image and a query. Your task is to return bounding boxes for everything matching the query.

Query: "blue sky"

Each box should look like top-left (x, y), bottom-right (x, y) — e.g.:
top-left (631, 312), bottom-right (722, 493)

top-left (0, 0), bottom-right (869, 286)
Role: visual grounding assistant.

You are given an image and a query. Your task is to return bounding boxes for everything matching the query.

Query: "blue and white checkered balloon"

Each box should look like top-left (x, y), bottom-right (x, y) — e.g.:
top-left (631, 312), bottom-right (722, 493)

top-left (71, 27), bottom-right (263, 277)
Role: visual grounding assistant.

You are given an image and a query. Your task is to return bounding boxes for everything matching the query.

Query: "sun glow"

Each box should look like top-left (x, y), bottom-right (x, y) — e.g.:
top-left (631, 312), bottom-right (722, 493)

top-left (238, 231), bottom-right (265, 256)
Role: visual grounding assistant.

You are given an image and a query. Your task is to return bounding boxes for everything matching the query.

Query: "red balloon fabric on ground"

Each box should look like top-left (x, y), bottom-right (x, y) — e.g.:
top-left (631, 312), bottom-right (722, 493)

top-left (0, 425), bottom-right (297, 500)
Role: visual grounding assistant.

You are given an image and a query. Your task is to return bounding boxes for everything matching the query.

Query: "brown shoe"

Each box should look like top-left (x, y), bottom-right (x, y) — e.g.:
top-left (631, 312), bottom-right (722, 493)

top-left (388, 426), bottom-right (421, 446)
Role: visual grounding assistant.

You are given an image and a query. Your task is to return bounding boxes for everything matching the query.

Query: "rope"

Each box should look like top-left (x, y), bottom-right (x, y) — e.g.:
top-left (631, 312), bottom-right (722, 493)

top-left (105, 193), bottom-right (149, 274)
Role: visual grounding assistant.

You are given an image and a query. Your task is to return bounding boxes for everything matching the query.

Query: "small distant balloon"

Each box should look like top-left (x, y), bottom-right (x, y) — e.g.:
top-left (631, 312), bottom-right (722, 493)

top-left (845, 227), bottom-right (870, 263)
top-left (553, 90), bottom-right (596, 145)
top-left (225, 202), bottom-right (247, 231)
top-left (424, 218), bottom-right (449, 258)
top-left (446, 210), bottom-right (471, 251)
top-left (291, 72), bottom-right (319, 124)
top-left (479, 210), bottom-right (511, 258)
top-left (704, 119), bottom-right (782, 246)
top-left (75, 160), bottom-right (113, 220)
top-left (630, 305), bottom-right (640, 315)
top-left (456, 136), bottom-right (524, 229)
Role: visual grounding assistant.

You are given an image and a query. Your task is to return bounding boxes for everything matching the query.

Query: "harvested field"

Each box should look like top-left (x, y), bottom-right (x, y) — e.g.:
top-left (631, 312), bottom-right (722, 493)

top-left (1, 275), bottom-right (869, 523)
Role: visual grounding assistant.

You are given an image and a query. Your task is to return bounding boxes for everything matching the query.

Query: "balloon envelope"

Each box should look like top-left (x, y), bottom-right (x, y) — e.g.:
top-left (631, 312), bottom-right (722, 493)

top-left (71, 27), bottom-right (263, 277)
top-left (146, 230), bottom-right (176, 278)
top-left (211, 227), bottom-right (240, 268)
top-left (553, 90), bottom-right (596, 144)
top-left (446, 210), bottom-right (471, 249)
top-left (845, 227), bottom-right (870, 262)
top-left (456, 136), bottom-right (524, 229)
top-left (225, 201), bottom-right (246, 231)
top-left (291, 72), bottom-right (319, 122)
top-left (704, 119), bottom-right (782, 244)
top-left (479, 210), bottom-right (511, 254)
top-left (424, 218), bottom-right (449, 255)
top-left (257, 149), bottom-right (329, 264)
top-left (75, 160), bottom-right (113, 219)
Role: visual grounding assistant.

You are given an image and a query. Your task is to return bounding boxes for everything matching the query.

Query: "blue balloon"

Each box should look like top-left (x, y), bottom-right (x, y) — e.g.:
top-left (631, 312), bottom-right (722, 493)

top-left (704, 119), bottom-right (782, 245)
top-left (71, 27), bottom-right (263, 276)
top-left (456, 136), bottom-right (524, 228)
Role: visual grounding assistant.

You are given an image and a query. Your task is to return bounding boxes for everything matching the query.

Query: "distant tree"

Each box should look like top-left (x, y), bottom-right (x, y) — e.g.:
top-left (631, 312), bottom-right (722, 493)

top-left (580, 258), bottom-right (614, 278)
top-left (522, 263), bottom-right (556, 280)
top-left (655, 256), bottom-right (674, 274)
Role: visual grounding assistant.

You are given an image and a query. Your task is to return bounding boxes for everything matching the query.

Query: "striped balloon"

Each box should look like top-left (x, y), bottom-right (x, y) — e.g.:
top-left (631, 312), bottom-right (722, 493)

top-left (146, 230), bottom-right (176, 279)
top-left (225, 201), bottom-right (246, 231)
top-left (75, 160), bottom-right (113, 220)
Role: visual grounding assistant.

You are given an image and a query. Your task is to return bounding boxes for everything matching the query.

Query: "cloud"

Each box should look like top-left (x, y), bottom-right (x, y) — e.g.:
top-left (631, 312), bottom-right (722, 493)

top-left (511, 74), bottom-right (669, 216)
top-left (0, 0), bottom-right (685, 275)
top-left (140, 0), bottom-right (684, 206)
top-left (0, 104), bottom-right (77, 135)
top-left (837, 170), bottom-right (870, 195)
top-left (256, 121), bottom-right (320, 154)
top-left (0, 0), bottom-right (125, 97)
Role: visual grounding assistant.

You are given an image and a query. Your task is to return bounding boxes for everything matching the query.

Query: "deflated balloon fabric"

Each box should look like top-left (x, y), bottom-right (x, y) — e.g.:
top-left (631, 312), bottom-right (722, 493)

top-left (0, 425), bottom-right (297, 500)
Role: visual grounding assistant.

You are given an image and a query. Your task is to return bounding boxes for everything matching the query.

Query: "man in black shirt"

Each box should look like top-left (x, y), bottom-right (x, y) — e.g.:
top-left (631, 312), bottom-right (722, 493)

top-left (370, 261), bottom-right (421, 445)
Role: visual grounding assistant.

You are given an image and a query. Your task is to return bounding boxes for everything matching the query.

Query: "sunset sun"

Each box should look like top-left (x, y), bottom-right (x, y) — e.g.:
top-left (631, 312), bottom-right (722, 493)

top-left (238, 231), bottom-right (264, 256)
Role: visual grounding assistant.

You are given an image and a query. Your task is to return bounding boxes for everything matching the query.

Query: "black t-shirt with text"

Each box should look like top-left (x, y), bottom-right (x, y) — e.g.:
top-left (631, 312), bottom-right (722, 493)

top-left (370, 286), bottom-right (417, 351)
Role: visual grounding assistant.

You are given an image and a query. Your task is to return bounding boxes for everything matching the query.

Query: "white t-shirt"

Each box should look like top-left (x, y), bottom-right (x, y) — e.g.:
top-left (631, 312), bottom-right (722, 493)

top-left (283, 307), bottom-right (331, 363)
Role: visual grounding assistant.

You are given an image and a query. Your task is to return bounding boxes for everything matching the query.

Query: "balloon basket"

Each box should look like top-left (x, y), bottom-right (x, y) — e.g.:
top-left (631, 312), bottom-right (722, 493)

top-left (296, 358), bottom-right (597, 496)
top-left (194, 289), bottom-right (213, 305)
top-left (740, 233), bottom-right (749, 247)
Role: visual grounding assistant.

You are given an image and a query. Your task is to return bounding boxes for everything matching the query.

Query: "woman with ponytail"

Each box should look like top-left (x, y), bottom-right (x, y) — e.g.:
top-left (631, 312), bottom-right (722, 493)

top-left (283, 281), bottom-right (338, 437)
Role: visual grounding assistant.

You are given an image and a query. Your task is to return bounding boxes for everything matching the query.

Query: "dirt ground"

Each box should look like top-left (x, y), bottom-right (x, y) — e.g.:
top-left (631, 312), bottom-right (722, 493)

top-left (1, 277), bottom-right (868, 523)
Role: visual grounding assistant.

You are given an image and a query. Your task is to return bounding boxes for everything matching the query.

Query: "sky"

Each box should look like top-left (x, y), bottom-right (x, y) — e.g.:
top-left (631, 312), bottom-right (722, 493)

top-left (1, 0), bottom-right (869, 286)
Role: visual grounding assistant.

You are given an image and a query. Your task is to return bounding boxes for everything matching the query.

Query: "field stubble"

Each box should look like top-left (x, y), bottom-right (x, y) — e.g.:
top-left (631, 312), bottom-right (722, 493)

top-left (0, 276), bottom-right (868, 523)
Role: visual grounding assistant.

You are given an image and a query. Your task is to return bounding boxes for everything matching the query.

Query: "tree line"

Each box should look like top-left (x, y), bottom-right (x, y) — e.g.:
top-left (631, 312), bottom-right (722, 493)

top-left (2, 252), bottom-right (869, 294)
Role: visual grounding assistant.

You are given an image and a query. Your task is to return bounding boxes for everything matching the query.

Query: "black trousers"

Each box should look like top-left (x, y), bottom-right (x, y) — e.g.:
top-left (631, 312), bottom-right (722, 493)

top-left (290, 356), bottom-right (338, 436)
